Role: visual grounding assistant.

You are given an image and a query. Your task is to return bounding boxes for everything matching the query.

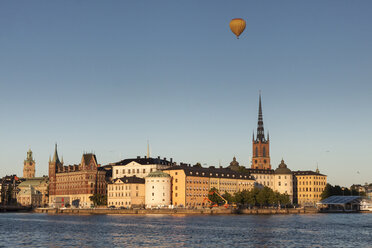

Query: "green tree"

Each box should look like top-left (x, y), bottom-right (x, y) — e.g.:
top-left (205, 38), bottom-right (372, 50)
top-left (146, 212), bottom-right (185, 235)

top-left (222, 192), bottom-right (234, 204)
top-left (89, 194), bottom-right (107, 206)
top-left (320, 183), bottom-right (333, 200)
top-left (208, 188), bottom-right (224, 205)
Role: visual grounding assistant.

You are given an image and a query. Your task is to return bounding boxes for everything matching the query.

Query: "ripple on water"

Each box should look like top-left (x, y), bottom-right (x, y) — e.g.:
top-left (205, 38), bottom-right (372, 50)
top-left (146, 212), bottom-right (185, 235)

top-left (0, 213), bottom-right (371, 247)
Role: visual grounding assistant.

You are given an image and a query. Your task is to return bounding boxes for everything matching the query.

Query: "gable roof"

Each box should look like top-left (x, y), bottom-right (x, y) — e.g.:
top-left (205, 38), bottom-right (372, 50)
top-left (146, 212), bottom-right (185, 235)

top-left (112, 157), bottom-right (172, 166)
top-left (111, 176), bottom-right (145, 184)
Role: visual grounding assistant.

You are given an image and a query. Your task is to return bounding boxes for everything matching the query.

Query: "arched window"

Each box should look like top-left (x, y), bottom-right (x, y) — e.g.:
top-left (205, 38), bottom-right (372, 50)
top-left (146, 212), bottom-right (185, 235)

top-left (263, 147), bottom-right (266, 157)
top-left (255, 147), bottom-right (258, 157)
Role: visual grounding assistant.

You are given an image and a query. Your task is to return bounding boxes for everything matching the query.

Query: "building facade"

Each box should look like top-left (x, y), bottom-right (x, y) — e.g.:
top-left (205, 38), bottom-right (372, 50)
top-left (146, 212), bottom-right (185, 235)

top-left (17, 186), bottom-right (42, 207)
top-left (111, 156), bottom-right (173, 179)
top-left (145, 171), bottom-right (171, 208)
top-left (293, 169), bottom-right (327, 206)
top-left (17, 177), bottom-right (49, 207)
top-left (23, 149), bottom-right (36, 179)
top-left (0, 175), bottom-right (22, 206)
top-left (48, 144), bottom-right (107, 208)
top-left (164, 165), bottom-right (255, 208)
top-left (107, 176), bottom-right (145, 208)
top-left (274, 159), bottom-right (293, 202)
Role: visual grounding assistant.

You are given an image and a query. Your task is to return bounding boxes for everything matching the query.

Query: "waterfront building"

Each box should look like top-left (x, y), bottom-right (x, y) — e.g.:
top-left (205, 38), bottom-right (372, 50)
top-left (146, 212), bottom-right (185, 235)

top-left (16, 186), bottom-right (42, 207)
top-left (0, 175), bottom-right (23, 206)
top-left (251, 94), bottom-right (271, 170)
top-left (107, 176), bottom-right (145, 208)
top-left (17, 176), bottom-right (49, 207)
top-left (111, 156), bottom-right (174, 179)
top-left (248, 168), bottom-right (275, 188)
top-left (23, 149), bottom-right (36, 179)
top-left (145, 171), bottom-right (171, 208)
top-left (274, 159), bottom-right (293, 202)
top-left (48, 144), bottom-right (108, 208)
top-left (293, 168), bottom-right (327, 206)
top-left (164, 165), bottom-right (255, 207)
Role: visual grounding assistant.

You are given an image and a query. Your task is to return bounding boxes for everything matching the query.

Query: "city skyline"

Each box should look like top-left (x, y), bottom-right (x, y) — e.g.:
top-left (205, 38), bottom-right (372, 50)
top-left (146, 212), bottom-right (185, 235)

top-left (1, 1), bottom-right (372, 186)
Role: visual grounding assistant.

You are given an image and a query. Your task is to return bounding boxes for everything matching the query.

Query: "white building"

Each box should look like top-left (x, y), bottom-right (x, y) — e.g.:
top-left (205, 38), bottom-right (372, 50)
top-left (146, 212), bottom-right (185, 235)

top-left (111, 156), bottom-right (173, 179)
top-left (274, 159), bottom-right (293, 203)
top-left (248, 169), bottom-right (275, 189)
top-left (145, 171), bottom-right (171, 208)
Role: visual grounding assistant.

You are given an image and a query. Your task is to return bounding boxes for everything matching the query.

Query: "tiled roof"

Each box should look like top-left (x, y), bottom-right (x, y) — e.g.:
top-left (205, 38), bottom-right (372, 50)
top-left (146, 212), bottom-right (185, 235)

top-left (112, 157), bottom-right (172, 166)
top-left (110, 176), bottom-right (145, 184)
top-left (247, 168), bottom-right (275, 174)
top-left (164, 165), bottom-right (254, 180)
top-left (82, 153), bottom-right (97, 166)
top-left (293, 170), bottom-right (326, 176)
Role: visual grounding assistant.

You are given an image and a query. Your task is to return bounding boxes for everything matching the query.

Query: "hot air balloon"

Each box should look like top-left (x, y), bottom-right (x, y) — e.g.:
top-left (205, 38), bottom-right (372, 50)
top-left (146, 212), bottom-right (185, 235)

top-left (229, 18), bottom-right (246, 39)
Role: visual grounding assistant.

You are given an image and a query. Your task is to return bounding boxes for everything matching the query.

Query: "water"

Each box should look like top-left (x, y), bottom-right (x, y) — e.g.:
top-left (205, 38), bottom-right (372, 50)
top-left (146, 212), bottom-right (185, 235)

top-left (0, 213), bottom-right (371, 247)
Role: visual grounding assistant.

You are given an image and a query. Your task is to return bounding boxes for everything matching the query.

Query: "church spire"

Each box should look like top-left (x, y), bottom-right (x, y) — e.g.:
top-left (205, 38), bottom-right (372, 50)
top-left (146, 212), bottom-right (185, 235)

top-left (147, 140), bottom-right (150, 159)
top-left (52, 143), bottom-right (60, 164)
top-left (256, 93), bottom-right (265, 142)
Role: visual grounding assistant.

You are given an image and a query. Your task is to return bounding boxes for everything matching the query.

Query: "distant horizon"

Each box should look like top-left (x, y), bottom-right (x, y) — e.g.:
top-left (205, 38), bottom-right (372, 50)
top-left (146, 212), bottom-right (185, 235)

top-left (1, 1), bottom-right (371, 187)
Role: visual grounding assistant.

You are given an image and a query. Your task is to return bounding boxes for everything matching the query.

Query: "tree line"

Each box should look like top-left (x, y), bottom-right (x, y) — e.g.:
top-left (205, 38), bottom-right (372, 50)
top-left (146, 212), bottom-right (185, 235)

top-left (320, 183), bottom-right (365, 200)
top-left (209, 187), bottom-right (291, 207)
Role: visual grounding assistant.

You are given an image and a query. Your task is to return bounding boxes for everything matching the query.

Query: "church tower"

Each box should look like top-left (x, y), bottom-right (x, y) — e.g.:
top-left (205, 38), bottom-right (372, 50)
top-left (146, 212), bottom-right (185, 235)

top-left (23, 149), bottom-right (35, 178)
top-left (48, 143), bottom-right (63, 198)
top-left (251, 94), bottom-right (271, 170)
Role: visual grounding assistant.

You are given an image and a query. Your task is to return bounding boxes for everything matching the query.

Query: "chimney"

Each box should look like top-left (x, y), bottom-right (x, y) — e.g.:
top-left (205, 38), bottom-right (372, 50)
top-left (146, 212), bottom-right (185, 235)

top-left (137, 156), bottom-right (140, 159)
top-left (170, 158), bottom-right (173, 164)
top-left (164, 157), bottom-right (166, 161)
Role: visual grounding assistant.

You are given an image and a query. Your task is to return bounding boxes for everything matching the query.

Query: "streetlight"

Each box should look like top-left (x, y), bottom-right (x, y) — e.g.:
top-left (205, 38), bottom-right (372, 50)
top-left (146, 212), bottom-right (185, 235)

top-left (342, 187), bottom-right (345, 196)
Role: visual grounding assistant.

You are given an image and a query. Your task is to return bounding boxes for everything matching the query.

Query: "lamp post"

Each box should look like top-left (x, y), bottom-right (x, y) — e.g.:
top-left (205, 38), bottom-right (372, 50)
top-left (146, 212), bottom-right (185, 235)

top-left (342, 187), bottom-right (345, 196)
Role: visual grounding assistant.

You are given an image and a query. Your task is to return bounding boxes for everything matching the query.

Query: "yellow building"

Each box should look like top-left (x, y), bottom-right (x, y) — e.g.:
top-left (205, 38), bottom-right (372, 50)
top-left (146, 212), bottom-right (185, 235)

top-left (293, 169), bottom-right (327, 207)
top-left (107, 176), bottom-right (145, 208)
top-left (164, 165), bottom-right (255, 208)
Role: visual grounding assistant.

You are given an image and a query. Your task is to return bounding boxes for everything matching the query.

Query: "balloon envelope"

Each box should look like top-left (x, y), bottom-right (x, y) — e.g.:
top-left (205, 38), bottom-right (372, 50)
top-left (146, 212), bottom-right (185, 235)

top-left (229, 18), bottom-right (246, 38)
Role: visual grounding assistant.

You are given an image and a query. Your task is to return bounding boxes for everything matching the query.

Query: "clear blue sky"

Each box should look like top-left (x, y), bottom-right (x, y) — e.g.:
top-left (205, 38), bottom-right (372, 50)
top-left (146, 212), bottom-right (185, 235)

top-left (1, 1), bottom-right (371, 186)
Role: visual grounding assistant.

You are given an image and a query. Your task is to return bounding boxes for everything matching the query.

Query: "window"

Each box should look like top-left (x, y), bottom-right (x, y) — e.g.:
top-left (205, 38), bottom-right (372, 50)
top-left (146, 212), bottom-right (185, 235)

top-left (255, 147), bottom-right (258, 157)
top-left (175, 179), bottom-right (178, 183)
top-left (152, 193), bottom-right (154, 196)
top-left (263, 147), bottom-right (266, 157)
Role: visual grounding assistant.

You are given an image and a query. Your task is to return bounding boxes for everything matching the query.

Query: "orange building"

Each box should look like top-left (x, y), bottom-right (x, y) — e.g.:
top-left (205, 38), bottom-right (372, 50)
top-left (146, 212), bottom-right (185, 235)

top-left (293, 169), bottom-right (327, 206)
top-left (164, 165), bottom-right (255, 208)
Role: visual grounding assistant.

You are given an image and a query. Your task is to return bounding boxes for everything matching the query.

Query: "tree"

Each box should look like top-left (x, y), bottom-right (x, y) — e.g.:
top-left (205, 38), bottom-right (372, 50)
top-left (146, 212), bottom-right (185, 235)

top-left (208, 188), bottom-right (224, 205)
top-left (321, 183), bottom-right (333, 200)
top-left (89, 194), bottom-right (107, 206)
top-left (222, 192), bottom-right (234, 204)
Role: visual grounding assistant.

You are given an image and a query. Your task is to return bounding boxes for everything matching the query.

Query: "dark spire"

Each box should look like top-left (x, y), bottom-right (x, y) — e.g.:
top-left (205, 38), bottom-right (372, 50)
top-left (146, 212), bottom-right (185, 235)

top-left (256, 93), bottom-right (265, 142)
top-left (52, 143), bottom-right (60, 164)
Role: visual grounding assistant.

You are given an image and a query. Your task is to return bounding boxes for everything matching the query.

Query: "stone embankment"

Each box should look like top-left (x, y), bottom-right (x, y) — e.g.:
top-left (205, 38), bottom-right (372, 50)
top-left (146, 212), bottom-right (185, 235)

top-left (34, 207), bottom-right (319, 215)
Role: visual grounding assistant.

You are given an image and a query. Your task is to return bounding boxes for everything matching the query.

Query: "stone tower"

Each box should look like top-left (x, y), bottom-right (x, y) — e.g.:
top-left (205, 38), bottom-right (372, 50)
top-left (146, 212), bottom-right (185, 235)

top-left (23, 149), bottom-right (36, 178)
top-left (251, 94), bottom-right (271, 170)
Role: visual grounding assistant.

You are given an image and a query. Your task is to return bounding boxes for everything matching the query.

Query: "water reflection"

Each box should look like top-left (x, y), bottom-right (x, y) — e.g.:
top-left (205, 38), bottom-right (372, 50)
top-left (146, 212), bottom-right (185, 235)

top-left (0, 213), bottom-right (371, 247)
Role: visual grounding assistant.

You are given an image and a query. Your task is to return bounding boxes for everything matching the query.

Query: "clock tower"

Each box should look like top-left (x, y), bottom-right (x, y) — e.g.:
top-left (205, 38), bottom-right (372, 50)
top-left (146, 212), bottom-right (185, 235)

top-left (23, 149), bottom-right (36, 178)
